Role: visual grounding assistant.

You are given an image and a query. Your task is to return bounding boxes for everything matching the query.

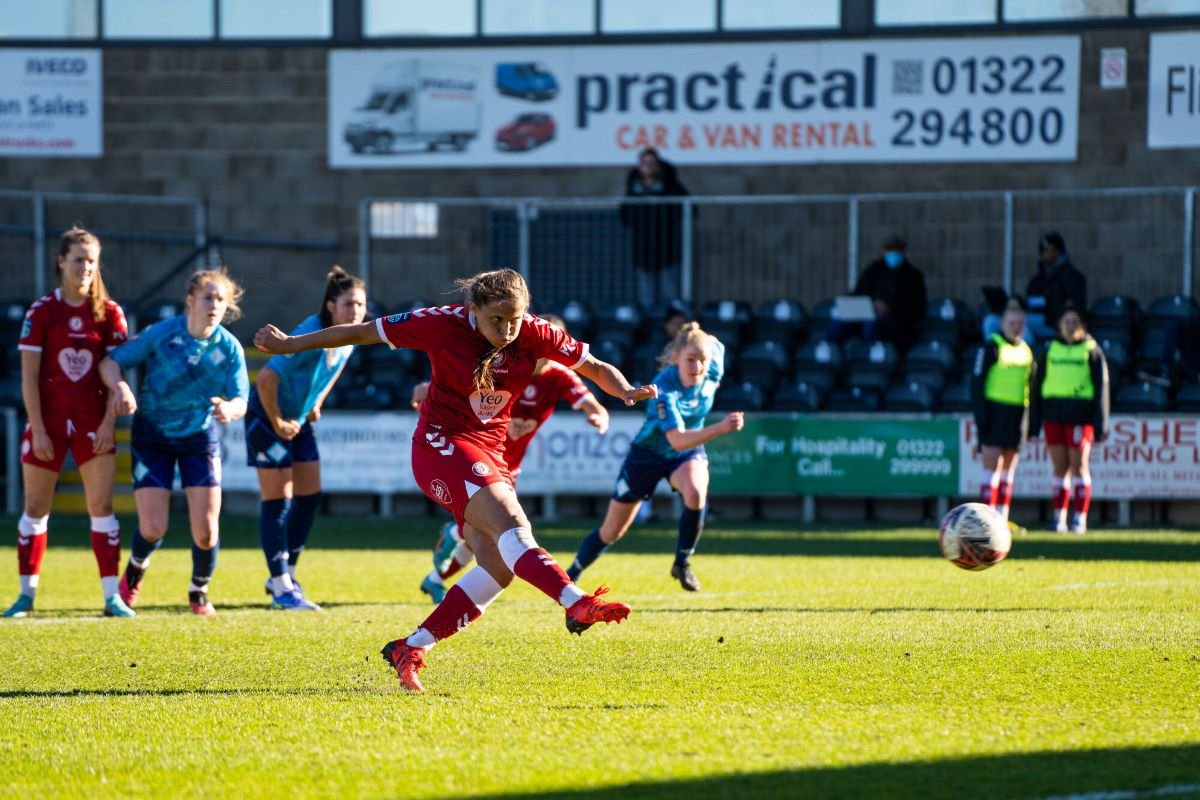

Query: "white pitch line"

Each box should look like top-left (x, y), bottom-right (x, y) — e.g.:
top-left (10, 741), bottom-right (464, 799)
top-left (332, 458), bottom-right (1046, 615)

top-left (1033, 783), bottom-right (1200, 800)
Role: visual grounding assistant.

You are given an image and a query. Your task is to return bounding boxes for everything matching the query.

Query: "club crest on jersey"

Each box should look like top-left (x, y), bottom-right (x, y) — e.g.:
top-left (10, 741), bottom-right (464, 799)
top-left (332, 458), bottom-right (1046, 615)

top-left (430, 479), bottom-right (452, 505)
top-left (470, 461), bottom-right (491, 477)
top-left (523, 385), bottom-right (537, 399)
top-left (469, 389), bottom-right (512, 422)
top-left (68, 316), bottom-right (83, 331)
top-left (492, 352), bottom-right (505, 367)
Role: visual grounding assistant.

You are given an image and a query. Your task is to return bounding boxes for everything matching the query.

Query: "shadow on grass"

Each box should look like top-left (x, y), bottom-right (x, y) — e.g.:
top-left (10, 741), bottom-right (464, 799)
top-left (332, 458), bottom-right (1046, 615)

top-left (637, 606), bottom-right (1066, 615)
top-left (468, 744), bottom-right (1200, 800)
top-left (1, 515), bottom-right (1196, 562)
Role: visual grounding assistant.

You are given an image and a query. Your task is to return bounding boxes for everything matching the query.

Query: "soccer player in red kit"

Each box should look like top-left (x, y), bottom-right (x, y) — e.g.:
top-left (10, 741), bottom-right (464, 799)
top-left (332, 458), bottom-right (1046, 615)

top-left (414, 313), bottom-right (610, 603)
top-left (2, 227), bottom-right (133, 618)
top-left (255, 269), bottom-right (655, 692)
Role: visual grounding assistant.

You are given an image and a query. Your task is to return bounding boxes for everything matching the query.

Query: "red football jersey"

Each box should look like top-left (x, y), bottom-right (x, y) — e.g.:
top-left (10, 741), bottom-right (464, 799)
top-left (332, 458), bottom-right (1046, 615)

top-left (376, 305), bottom-right (588, 452)
top-left (18, 289), bottom-right (128, 427)
top-left (504, 362), bottom-right (594, 469)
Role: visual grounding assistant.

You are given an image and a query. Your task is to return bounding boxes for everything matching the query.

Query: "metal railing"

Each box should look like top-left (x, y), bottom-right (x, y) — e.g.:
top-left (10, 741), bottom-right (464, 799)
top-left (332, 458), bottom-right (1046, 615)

top-left (359, 187), bottom-right (1199, 312)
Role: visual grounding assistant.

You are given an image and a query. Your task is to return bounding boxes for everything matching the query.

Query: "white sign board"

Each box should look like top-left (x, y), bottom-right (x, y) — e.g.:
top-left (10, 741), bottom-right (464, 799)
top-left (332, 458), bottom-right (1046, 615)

top-left (220, 411), bottom-right (655, 495)
top-left (0, 49), bottom-right (102, 157)
top-left (1148, 32), bottom-right (1200, 148)
top-left (1100, 47), bottom-right (1126, 90)
top-left (958, 416), bottom-right (1200, 499)
top-left (329, 36), bottom-right (1078, 168)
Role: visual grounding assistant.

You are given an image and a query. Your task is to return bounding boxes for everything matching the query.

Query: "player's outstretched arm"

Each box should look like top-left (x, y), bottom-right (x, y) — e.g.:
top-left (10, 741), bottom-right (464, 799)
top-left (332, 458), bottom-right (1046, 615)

top-left (254, 321), bottom-right (381, 355)
top-left (576, 354), bottom-right (658, 407)
top-left (98, 356), bottom-right (137, 416)
top-left (664, 412), bottom-right (745, 452)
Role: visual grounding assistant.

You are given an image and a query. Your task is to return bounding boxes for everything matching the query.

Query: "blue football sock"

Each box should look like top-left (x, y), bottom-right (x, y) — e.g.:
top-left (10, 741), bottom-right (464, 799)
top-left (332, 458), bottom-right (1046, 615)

top-left (130, 528), bottom-right (163, 567)
top-left (191, 542), bottom-right (218, 589)
top-left (286, 492), bottom-right (322, 568)
top-left (259, 498), bottom-right (289, 578)
top-left (567, 529), bottom-right (609, 581)
top-left (675, 506), bottom-right (706, 566)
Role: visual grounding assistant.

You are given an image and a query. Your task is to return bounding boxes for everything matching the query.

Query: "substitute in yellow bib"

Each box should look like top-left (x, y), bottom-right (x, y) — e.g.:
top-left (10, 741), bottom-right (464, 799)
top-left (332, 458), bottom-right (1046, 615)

top-left (1030, 304), bottom-right (1109, 534)
top-left (971, 298), bottom-right (1035, 522)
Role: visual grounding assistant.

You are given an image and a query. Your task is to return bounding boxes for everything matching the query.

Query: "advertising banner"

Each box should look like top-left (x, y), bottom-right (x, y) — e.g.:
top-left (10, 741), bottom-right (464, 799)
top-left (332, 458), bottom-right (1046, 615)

top-left (706, 416), bottom-right (959, 496)
top-left (958, 416), bottom-right (1200, 499)
top-left (0, 49), bottom-right (102, 157)
top-left (1148, 32), bottom-right (1200, 149)
top-left (219, 411), bottom-right (653, 495)
top-left (329, 36), bottom-right (1078, 168)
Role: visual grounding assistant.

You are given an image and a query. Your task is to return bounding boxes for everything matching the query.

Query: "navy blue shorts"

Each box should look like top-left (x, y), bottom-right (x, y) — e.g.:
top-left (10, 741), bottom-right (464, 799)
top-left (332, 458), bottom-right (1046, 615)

top-left (612, 444), bottom-right (706, 503)
top-left (131, 416), bottom-right (221, 490)
top-left (243, 405), bottom-right (319, 469)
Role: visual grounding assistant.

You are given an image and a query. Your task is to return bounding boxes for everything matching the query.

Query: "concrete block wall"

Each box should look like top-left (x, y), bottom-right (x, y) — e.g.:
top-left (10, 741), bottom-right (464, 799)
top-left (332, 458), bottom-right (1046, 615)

top-left (0, 26), bottom-right (1192, 338)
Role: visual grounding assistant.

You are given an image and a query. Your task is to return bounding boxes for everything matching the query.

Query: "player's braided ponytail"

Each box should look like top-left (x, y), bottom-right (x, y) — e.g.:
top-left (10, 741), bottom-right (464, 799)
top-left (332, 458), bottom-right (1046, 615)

top-left (455, 268), bottom-right (531, 393)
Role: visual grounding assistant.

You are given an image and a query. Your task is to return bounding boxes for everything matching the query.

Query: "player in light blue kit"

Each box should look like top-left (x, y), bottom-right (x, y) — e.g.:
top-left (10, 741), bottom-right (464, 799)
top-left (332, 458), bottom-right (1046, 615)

top-left (99, 268), bottom-right (250, 616)
top-left (245, 266), bottom-right (366, 610)
top-left (566, 321), bottom-right (744, 594)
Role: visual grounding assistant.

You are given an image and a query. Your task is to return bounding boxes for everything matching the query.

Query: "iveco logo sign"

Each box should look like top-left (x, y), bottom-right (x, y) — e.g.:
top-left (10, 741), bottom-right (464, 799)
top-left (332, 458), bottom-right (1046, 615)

top-left (26, 58), bottom-right (88, 75)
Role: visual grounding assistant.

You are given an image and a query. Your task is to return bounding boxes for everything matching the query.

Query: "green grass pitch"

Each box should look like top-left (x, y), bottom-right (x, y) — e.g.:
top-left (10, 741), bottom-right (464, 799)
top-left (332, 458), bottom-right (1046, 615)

top-left (0, 513), bottom-right (1197, 800)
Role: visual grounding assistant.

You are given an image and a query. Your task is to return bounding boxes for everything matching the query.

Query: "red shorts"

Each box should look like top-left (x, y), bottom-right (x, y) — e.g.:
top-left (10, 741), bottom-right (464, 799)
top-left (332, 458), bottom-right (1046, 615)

top-left (410, 426), bottom-right (513, 530)
top-left (21, 416), bottom-right (114, 472)
top-left (1043, 422), bottom-right (1094, 448)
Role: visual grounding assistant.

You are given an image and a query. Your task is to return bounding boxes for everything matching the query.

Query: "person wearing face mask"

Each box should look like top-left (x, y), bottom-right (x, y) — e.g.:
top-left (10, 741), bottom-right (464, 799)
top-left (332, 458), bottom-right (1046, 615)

top-left (827, 234), bottom-right (928, 353)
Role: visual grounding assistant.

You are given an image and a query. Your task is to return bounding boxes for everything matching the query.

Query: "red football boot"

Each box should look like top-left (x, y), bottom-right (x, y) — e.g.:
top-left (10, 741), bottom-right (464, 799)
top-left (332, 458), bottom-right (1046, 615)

top-left (565, 585), bottom-right (631, 636)
top-left (381, 639), bottom-right (428, 692)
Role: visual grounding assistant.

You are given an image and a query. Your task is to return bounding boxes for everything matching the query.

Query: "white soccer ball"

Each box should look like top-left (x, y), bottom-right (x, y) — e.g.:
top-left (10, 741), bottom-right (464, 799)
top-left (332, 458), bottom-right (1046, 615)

top-left (938, 502), bottom-right (1011, 571)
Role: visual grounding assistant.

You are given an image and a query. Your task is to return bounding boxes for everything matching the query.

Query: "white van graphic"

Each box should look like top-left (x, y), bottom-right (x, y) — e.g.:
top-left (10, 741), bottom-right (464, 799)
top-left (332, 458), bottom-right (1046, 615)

top-left (344, 60), bottom-right (481, 154)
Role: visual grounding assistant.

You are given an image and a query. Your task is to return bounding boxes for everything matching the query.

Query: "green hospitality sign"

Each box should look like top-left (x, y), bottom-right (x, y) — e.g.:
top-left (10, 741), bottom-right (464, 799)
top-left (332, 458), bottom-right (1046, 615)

top-left (705, 416), bottom-right (960, 496)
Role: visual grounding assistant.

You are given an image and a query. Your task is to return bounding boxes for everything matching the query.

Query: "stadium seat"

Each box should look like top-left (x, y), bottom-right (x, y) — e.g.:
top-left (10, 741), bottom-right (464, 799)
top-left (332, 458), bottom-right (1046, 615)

top-left (342, 345), bottom-right (374, 381)
top-left (739, 339), bottom-right (792, 387)
top-left (339, 382), bottom-right (396, 411)
top-left (629, 341), bottom-right (664, 383)
top-left (920, 297), bottom-right (973, 348)
top-left (1174, 381), bottom-right (1200, 412)
top-left (940, 377), bottom-right (973, 412)
top-left (590, 339), bottom-right (629, 373)
top-left (139, 299), bottom-right (186, 325)
top-left (1135, 328), bottom-right (1171, 373)
top-left (1097, 338), bottom-right (1129, 380)
top-left (826, 385), bottom-right (882, 412)
top-left (557, 299), bottom-right (594, 339)
top-left (771, 380), bottom-right (824, 412)
top-left (700, 300), bottom-right (753, 349)
top-left (906, 339), bottom-right (957, 374)
top-left (753, 299), bottom-right (807, 346)
top-left (959, 343), bottom-right (984, 377)
top-left (1089, 295), bottom-right (1139, 344)
top-left (902, 364), bottom-right (947, 394)
top-left (796, 339), bottom-right (844, 372)
top-left (370, 347), bottom-right (418, 385)
top-left (644, 299), bottom-right (694, 327)
top-left (364, 300), bottom-right (388, 321)
top-left (713, 381), bottom-right (765, 411)
top-left (1113, 381), bottom-right (1169, 413)
top-left (593, 302), bottom-right (643, 348)
top-left (884, 380), bottom-right (937, 412)
top-left (843, 367), bottom-right (890, 395)
top-left (845, 339), bottom-right (899, 373)
top-left (1145, 294), bottom-right (1200, 323)
top-left (807, 298), bottom-right (837, 340)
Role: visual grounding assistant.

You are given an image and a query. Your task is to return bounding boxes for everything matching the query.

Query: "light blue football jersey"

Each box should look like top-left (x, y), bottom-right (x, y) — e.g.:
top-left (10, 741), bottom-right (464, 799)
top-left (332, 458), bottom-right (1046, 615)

top-left (262, 314), bottom-right (353, 421)
top-left (109, 315), bottom-right (250, 438)
top-left (632, 340), bottom-right (725, 459)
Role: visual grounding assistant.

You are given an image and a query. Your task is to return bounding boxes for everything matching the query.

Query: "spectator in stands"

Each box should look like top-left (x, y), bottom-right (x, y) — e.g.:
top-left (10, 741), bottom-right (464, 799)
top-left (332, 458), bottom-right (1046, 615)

top-left (984, 232), bottom-right (1086, 343)
top-left (827, 234), bottom-right (927, 352)
top-left (1030, 303), bottom-right (1109, 534)
top-left (620, 148), bottom-right (690, 310)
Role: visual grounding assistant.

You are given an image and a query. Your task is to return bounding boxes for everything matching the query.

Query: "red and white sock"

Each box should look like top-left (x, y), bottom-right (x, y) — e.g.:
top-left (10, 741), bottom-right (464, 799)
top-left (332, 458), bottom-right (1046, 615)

top-left (16, 513), bottom-right (49, 598)
top-left (437, 541), bottom-right (475, 580)
top-left (1072, 476), bottom-right (1093, 527)
top-left (996, 479), bottom-right (1014, 521)
top-left (405, 567), bottom-right (504, 650)
top-left (498, 527), bottom-right (586, 609)
top-left (1052, 476), bottom-right (1071, 529)
top-left (90, 515), bottom-right (121, 600)
top-left (980, 467), bottom-right (999, 508)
